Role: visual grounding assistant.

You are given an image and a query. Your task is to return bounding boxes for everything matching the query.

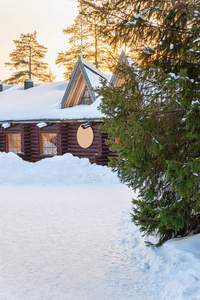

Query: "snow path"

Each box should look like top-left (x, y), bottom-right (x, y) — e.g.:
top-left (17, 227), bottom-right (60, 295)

top-left (0, 185), bottom-right (159, 300)
top-left (0, 151), bottom-right (199, 299)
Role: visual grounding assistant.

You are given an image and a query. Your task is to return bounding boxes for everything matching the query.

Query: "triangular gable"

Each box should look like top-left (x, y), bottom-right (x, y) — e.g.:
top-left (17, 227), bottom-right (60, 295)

top-left (61, 58), bottom-right (108, 109)
top-left (110, 50), bottom-right (131, 87)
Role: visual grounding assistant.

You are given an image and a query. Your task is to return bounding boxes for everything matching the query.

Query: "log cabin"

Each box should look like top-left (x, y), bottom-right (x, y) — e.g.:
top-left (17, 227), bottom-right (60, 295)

top-left (0, 58), bottom-right (117, 165)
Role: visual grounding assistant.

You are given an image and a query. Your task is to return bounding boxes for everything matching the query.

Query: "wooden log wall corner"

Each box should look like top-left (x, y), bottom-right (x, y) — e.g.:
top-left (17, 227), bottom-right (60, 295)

top-left (30, 124), bottom-right (40, 162)
top-left (0, 127), bottom-right (6, 153)
top-left (22, 124), bottom-right (31, 161)
top-left (61, 123), bottom-right (69, 155)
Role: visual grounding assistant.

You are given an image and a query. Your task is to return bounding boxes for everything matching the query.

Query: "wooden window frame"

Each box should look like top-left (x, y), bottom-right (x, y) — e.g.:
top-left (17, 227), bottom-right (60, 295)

top-left (7, 133), bottom-right (22, 154)
top-left (40, 133), bottom-right (58, 156)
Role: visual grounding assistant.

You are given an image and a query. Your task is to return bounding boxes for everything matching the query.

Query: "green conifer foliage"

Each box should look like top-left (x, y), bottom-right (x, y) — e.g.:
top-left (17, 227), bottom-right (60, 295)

top-left (4, 31), bottom-right (53, 84)
top-left (84, 0), bottom-right (200, 76)
top-left (86, 0), bottom-right (200, 245)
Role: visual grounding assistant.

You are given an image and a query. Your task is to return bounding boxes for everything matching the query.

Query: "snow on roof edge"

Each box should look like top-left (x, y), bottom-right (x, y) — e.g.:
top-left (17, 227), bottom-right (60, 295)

top-left (82, 59), bottom-right (110, 81)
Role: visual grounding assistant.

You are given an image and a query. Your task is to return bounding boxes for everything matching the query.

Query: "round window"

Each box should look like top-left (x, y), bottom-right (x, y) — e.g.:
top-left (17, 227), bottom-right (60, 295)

top-left (77, 124), bottom-right (94, 148)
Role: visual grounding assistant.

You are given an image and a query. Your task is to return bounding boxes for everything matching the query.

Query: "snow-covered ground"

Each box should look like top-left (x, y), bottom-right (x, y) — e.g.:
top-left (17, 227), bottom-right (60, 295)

top-left (0, 152), bottom-right (200, 300)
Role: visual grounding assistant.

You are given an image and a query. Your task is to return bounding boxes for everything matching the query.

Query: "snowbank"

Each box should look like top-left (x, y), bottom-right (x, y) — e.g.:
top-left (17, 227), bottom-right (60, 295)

top-left (0, 152), bottom-right (119, 186)
top-left (142, 234), bottom-right (200, 299)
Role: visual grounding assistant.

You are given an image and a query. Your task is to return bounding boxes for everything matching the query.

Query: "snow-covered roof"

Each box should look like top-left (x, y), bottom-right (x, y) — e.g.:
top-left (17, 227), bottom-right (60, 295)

top-left (82, 59), bottom-right (110, 85)
top-left (0, 81), bottom-right (105, 123)
top-left (0, 58), bottom-right (110, 123)
top-left (1, 84), bottom-right (16, 91)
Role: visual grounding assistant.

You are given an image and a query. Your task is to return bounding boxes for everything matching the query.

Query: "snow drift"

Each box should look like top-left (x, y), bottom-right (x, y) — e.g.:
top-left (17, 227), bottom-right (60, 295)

top-left (0, 152), bottom-right (119, 186)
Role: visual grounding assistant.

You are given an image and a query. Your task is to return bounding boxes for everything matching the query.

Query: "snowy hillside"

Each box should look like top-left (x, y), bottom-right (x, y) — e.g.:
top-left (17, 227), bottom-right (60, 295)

top-left (0, 152), bottom-right (200, 300)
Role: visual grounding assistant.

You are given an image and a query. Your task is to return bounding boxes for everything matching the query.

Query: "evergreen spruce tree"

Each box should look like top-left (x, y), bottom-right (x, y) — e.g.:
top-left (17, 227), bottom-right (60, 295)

top-left (85, 0), bottom-right (200, 245)
top-left (4, 31), bottom-right (54, 84)
top-left (55, 3), bottom-right (119, 80)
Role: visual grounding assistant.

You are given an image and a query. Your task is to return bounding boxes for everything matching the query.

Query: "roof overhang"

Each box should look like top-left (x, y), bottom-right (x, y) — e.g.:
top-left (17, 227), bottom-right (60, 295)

top-left (0, 118), bottom-right (101, 124)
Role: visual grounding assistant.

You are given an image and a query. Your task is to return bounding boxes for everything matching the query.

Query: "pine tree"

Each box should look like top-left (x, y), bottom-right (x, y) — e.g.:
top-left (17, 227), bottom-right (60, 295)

top-left (83, 0), bottom-right (200, 77)
top-left (86, 0), bottom-right (200, 245)
top-left (4, 31), bottom-right (54, 84)
top-left (55, 3), bottom-right (120, 80)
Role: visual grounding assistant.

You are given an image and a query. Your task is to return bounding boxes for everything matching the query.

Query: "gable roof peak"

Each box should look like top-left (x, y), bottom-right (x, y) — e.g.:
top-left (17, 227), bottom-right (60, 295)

top-left (110, 50), bottom-right (134, 87)
top-left (61, 58), bottom-right (109, 109)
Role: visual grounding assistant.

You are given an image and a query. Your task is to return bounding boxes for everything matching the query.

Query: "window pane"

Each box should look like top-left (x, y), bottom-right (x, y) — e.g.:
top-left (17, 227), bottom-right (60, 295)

top-left (79, 87), bottom-right (93, 105)
top-left (7, 134), bottom-right (21, 154)
top-left (40, 133), bottom-right (57, 155)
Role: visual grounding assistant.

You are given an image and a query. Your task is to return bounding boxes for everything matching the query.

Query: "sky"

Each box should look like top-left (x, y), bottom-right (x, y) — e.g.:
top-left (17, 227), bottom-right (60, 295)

top-left (0, 0), bottom-right (79, 82)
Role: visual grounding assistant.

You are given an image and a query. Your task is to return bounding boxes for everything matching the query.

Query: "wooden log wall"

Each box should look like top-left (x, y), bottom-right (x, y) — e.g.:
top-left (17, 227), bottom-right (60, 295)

top-left (22, 124), bottom-right (31, 161)
top-left (0, 129), bottom-right (6, 153)
top-left (67, 122), bottom-right (110, 165)
top-left (61, 123), bottom-right (68, 155)
top-left (0, 121), bottom-right (116, 166)
top-left (91, 131), bottom-right (110, 165)
top-left (29, 124), bottom-right (40, 162)
top-left (30, 123), bottom-right (62, 162)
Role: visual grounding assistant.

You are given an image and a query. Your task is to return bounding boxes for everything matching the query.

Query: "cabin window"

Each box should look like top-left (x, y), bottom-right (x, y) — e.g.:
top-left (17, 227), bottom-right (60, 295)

top-left (40, 133), bottom-right (57, 155)
top-left (7, 133), bottom-right (21, 154)
top-left (79, 87), bottom-right (93, 105)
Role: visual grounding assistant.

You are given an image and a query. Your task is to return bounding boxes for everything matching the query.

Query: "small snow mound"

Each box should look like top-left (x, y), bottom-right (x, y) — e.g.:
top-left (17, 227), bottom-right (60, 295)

top-left (162, 233), bottom-right (200, 256)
